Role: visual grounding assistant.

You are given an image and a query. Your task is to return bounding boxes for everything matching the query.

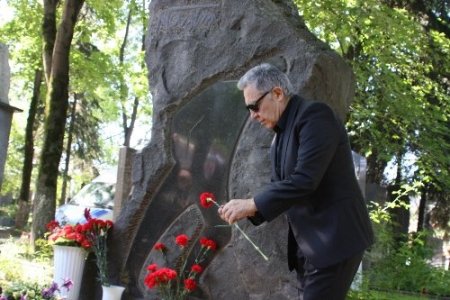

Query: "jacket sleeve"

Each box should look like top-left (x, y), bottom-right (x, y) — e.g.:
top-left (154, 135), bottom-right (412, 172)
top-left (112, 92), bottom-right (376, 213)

top-left (248, 211), bottom-right (266, 226)
top-left (253, 102), bottom-right (341, 222)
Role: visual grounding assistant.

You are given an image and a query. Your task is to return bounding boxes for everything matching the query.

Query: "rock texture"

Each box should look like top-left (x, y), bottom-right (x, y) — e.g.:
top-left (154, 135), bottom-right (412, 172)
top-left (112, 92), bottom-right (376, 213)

top-left (107, 1), bottom-right (355, 299)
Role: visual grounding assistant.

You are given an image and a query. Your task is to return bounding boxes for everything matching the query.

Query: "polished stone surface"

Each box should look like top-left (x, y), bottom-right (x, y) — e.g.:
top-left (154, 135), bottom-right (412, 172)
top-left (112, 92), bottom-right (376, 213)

top-left (127, 81), bottom-right (248, 297)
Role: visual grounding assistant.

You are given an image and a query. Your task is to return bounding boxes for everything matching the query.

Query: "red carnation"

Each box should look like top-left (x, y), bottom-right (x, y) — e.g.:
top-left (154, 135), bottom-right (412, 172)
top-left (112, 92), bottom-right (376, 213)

top-left (200, 237), bottom-right (217, 251)
top-left (175, 234), bottom-right (189, 247)
top-left (199, 192), bottom-right (215, 208)
top-left (191, 264), bottom-right (203, 273)
top-left (154, 242), bottom-right (166, 252)
top-left (147, 263), bottom-right (158, 273)
top-left (46, 220), bottom-right (60, 231)
top-left (105, 220), bottom-right (114, 229)
top-left (184, 278), bottom-right (197, 292)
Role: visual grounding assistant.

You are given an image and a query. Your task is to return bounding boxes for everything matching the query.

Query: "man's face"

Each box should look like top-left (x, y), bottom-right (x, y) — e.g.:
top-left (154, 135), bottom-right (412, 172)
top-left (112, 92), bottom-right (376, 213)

top-left (243, 84), bottom-right (284, 129)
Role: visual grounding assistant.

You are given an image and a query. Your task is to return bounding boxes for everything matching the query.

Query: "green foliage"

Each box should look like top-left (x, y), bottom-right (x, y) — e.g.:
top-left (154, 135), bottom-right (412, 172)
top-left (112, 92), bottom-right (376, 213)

top-left (33, 238), bottom-right (54, 262)
top-left (367, 231), bottom-right (450, 297)
top-left (0, 238), bottom-right (52, 285)
top-left (0, 203), bottom-right (17, 219)
top-left (1, 281), bottom-right (47, 300)
top-left (364, 197), bottom-right (450, 297)
top-left (2, 120), bottom-right (26, 195)
top-left (348, 289), bottom-right (431, 300)
top-left (355, 186), bottom-right (450, 297)
top-left (1, 0), bottom-right (151, 208)
top-left (295, 0), bottom-right (450, 234)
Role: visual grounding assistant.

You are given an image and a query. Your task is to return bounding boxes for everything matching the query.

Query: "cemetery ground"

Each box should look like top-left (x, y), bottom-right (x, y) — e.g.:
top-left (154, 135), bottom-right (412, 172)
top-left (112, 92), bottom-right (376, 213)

top-left (0, 227), bottom-right (53, 291)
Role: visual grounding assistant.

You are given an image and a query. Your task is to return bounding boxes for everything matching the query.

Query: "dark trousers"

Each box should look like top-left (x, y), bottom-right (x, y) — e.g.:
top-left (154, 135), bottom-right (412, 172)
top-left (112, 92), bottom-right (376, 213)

top-left (296, 251), bottom-right (364, 300)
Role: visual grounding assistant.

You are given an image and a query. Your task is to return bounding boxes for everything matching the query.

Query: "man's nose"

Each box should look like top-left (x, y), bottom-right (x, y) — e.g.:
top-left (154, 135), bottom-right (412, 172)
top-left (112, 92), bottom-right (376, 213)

top-left (249, 110), bottom-right (258, 119)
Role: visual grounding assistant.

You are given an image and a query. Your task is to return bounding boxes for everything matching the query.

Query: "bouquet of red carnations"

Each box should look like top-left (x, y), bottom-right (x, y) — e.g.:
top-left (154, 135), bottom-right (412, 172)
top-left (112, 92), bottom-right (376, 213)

top-left (144, 234), bottom-right (217, 300)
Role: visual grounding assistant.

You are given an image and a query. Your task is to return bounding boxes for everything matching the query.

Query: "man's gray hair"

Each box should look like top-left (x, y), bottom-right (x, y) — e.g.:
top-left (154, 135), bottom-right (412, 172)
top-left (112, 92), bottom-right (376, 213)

top-left (237, 63), bottom-right (294, 97)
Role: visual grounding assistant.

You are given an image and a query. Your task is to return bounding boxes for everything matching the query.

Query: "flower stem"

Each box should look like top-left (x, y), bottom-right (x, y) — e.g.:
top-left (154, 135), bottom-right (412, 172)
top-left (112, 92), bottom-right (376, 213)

top-left (233, 222), bottom-right (269, 261)
top-left (210, 200), bottom-right (269, 261)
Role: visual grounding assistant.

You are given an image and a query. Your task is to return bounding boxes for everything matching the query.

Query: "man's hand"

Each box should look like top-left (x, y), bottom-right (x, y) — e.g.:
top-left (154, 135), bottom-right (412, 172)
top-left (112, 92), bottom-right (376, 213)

top-left (218, 198), bottom-right (257, 224)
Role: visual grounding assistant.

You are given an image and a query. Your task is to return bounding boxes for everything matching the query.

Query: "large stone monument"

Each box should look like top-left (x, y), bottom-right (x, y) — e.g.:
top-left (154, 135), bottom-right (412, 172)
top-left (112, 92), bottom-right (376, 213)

top-left (109, 1), bottom-right (355, 299)
top-left (0, 43), bottom-right (22, 190)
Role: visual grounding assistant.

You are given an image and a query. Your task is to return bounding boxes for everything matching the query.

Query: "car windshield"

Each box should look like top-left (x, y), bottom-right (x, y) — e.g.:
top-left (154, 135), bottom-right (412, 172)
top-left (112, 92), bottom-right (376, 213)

top-left (69, 182), bottom-right (115, 208)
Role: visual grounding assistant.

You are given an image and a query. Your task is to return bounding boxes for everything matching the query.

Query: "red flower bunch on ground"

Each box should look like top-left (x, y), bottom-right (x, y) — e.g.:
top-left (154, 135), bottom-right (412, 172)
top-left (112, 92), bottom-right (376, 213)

top-left (144, 234), bottom-right (217, 300)
top-left (46, 220), bottom-right (91, 249)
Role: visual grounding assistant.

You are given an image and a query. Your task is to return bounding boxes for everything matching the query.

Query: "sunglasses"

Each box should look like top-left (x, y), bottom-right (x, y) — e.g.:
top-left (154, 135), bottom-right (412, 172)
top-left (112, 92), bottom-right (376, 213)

top-left (245, 90), bottom-right (271, 112)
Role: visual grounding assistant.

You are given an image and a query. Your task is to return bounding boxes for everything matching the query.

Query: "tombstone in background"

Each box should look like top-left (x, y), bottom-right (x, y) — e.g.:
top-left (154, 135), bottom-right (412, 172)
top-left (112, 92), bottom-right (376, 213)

top-left (0, 43), bottom-right (22, 190)
top-left (108, 1), bottom-right (355, 299)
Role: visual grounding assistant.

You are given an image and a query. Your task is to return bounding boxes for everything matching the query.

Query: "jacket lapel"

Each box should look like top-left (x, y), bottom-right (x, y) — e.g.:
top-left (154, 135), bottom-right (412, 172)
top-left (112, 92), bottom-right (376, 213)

top-left (280, 96), bottom-right (303, 178)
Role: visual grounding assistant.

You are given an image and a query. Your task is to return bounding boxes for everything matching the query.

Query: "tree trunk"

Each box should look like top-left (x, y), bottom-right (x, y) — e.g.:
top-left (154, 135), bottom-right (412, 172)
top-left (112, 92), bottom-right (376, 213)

top-left (416, 186), bottom-right (427, 232)
top-left (60, 93), bottom-right (78, 206)
top-left (123, 96), bottom-right (139, 147)
top-left (31, 0), bottom-right (85, 244)
top-left (387, 153), bottom-right (410, 244)
top-left (15, 69), bottom-right (43, 229)
top-left (42, 0), bottom-right (59, 84)
top-left (120, 5), bottom-right (140, 147)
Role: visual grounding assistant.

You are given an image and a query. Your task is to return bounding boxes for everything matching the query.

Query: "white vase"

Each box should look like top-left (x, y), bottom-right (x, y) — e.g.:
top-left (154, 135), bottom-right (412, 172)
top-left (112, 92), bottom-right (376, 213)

top-left (53, 245), bottom-right (87, 300)
top-left (101, 285), bottom-right (125, 300)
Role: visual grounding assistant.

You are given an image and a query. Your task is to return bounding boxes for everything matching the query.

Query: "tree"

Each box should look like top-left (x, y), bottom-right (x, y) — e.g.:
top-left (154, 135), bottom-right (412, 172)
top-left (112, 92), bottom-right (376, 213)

top-left (1, 0), bottom-right (149, 234)
top-left (294, 0), bottom-right (450, 239)
top-left (1, 0), bottom-right (46, 229)
top-left (16, 69), bottom-right (43, 229)
top-left (31, 0), bottom-right (85, 242)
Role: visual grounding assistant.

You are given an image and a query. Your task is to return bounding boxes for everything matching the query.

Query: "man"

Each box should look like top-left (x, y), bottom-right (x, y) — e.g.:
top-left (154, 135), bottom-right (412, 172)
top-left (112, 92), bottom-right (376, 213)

top-left (218, 63), bottom-right (374, 299)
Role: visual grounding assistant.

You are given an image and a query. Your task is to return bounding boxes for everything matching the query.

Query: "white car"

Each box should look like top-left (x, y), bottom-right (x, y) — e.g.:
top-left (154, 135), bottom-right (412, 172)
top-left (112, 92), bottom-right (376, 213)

top-left (55, 171), bottom-right (116, 225)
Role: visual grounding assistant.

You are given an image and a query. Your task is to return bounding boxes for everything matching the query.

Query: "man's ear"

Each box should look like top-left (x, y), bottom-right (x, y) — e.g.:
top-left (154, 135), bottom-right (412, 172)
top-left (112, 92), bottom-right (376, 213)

top-left (272, 86), bottom-right (284, 102)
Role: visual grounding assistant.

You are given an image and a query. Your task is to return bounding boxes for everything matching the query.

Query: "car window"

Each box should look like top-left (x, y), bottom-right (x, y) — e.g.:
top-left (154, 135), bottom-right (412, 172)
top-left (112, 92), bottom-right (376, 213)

top-left (69, 182), bottom-right (115, 208)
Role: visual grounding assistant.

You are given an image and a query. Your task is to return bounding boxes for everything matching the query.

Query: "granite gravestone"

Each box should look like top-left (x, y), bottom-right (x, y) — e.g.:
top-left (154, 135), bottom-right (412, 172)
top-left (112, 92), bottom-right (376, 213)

top-left (0, 43), bottom-right (22, 190)
top-left (109, 1), bottom-right (355, 299)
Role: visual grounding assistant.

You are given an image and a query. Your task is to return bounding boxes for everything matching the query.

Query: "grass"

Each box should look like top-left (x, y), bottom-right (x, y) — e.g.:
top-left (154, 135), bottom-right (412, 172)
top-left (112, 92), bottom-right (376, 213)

top-left (348, 288), bottom-right (445, 300)
top-left (0, 229), bottom-right (53, 289)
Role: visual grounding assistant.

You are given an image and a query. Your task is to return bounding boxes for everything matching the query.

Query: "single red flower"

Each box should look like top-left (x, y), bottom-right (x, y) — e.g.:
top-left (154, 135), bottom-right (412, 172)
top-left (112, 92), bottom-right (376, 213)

top-left (105, 220), bottom-right (114, 229)
top-left (63, 225), bottom-right (74, 234)
top-left (156, 268), bottom-right (177, 284)
top-left (46, 220), bottom-right (60, 231)
top-left (175, 234), bottom-right (189, 247)
top-left (184, 278), bottom-right (197, 292)
top-left (154, 242), bottom-right (166, 252)
top-left (191, 264), bottom-right (203, 273)
top-left (147, 263), bottom-right (158, 272)
top-left (144, 272), bottom-right (157, 288)
top-left (80, 239), bottom-right (91, 248)
top-left (199, 192), bottom-right (215, 208)
top-left (200, 237), bottom-right (217, 251)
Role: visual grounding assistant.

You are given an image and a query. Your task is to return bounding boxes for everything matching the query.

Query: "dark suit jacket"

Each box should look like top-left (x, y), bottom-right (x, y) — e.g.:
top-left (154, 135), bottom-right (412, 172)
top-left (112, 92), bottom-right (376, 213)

top-left (251, 95), bottom-right (374, 270)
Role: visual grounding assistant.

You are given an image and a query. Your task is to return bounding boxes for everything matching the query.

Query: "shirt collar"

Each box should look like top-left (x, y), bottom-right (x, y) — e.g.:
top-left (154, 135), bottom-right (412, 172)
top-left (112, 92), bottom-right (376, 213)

top-left (274, 95), bottom-right (295, 133)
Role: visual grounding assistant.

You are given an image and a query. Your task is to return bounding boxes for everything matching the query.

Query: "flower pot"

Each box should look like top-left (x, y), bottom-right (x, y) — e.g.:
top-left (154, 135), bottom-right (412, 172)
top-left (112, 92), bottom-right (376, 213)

top-left (53, 245), bottom-right (87, 300)
top-left (101, 285), bottom-right (125, 300)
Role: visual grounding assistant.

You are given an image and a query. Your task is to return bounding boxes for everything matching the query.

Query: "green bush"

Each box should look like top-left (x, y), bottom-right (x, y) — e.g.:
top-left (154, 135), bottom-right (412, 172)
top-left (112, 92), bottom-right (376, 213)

top-left (0, 203), bottom-right (17, 219)
top-left (1, 281), bottom-right (45, 300)
top-left (366, 226), bottom-right (450, 297)
top-left (364, 199), bottom-right (450, 298)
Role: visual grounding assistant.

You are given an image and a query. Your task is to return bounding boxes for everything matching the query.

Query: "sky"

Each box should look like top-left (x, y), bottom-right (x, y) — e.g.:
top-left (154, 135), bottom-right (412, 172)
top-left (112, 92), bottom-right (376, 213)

top-left (0, 1), bottom-right (14, 26)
